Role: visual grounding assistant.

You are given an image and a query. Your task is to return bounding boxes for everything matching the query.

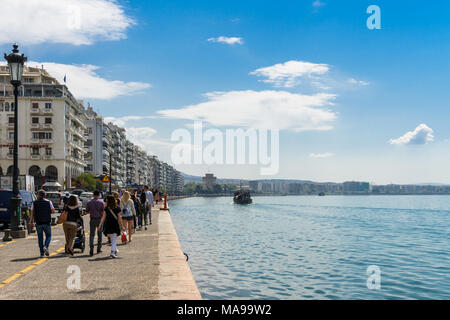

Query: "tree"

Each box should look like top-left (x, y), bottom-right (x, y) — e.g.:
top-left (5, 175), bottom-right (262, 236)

top-left (73, 173), bottom-right (102, 191)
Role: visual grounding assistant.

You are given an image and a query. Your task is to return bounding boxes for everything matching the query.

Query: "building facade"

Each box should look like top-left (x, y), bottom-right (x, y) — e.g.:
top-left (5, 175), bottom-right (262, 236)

top-left (0, 65), bottom-right (183, 192)
top-left (0, 65), bottom-right (87, 189)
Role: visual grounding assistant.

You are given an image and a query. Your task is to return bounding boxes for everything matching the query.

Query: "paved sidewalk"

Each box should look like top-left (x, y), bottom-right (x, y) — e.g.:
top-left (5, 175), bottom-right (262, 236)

top-left (0, 205), bottom-right (201, 300)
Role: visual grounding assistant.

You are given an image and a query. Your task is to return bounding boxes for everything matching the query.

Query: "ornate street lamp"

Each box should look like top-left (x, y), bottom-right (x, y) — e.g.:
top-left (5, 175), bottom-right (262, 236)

top-left (3, 44), bottom-right (27, 241)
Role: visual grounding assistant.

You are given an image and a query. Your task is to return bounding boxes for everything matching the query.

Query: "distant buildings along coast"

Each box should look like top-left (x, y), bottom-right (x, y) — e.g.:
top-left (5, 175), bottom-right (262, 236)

top-left (248, 180), bottom-right (450, 195)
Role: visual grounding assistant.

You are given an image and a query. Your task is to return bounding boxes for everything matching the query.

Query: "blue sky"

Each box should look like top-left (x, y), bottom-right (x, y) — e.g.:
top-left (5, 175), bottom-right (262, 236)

top-left (3, 0), bottom-right (450, 184)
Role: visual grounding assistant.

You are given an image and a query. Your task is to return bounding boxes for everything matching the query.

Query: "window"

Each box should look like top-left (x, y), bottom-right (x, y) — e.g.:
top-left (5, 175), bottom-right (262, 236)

top-left (32, 103), bottom-right (39, 109)
top-left (8, 132), bottom-right (14, 140)
top-left (0, 102), bottom-right (3, 112)
top-left (8, 117), bottom-right (14, 124)
top-left (32, 147), bottom-right (40, 155)
top-left (45, 103), bottom-right (52, 109)
top-left (10, 103), bottom-right (14, 111)
top-left (85, 139), bottom-right (92, 147)
top-left (45, 118), bottom-right (52, 124)
top-left (45, 148), bottom-right (52, 156)
top-left (32, 117), bottom-right (39, 124)
top-left (8, 147), bottom-right (13, 156)
top-left (32, 132), bottom-right (52, 140)
top-left (5, 102), bottom-right (9, 112)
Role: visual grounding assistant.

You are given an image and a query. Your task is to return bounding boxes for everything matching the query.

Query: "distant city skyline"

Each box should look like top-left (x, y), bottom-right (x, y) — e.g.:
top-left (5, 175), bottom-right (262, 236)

top-left (3, 1), bottom-right (450, 184)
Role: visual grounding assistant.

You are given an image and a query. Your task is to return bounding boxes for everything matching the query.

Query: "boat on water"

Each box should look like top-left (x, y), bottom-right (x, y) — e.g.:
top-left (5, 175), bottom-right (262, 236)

top-left (318, 192), bottom-right (325, 196)
top-left (233, 190), bottom-right (253, 204)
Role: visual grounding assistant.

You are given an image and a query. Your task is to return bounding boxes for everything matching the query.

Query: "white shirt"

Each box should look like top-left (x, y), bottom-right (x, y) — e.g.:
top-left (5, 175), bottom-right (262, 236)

top-left (145, 191), bottom-right (154, 207)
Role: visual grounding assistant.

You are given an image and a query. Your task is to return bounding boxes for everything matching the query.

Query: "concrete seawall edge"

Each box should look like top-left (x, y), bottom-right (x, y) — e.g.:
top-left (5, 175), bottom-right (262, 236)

top-left (157, 208), bottom-right (202, 300)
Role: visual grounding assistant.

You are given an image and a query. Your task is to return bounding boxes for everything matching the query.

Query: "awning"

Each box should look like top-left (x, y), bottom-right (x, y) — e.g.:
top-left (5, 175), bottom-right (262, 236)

top-left (43, 181), bottom-right (62, 187)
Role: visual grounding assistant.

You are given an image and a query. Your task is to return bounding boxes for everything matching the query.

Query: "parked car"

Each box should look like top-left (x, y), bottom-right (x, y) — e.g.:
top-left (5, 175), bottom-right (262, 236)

top-left (79, 192), bottom-right (93, 209)
top-left (71, 189), bottom-right (85, 197)
top-left (45, 191), bottom-right (63, 212)
top-left (0, 189), bottom-right (36, 232)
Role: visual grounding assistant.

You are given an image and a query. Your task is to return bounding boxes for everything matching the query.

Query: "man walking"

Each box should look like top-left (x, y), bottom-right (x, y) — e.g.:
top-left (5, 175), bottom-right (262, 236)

top-left (30, 190), bottom-right (55, 258)
top-left (86, 190), bottom-right (105, 256)
top-left (143, 186), bottom-right (154, 226)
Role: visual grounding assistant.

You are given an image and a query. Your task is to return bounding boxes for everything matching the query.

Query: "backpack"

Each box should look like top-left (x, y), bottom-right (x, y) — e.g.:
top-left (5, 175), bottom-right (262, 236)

top-left (122, 202), bottom-right (131, 216)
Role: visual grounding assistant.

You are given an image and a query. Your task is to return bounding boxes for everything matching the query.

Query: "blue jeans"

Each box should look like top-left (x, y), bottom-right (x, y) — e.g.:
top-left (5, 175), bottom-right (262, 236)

top-left (36, 224), bottom-right (52, 256)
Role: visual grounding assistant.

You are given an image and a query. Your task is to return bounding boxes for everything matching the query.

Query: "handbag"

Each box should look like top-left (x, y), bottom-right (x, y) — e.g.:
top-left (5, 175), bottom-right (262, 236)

top-left (121, 231), bottom-right (128, 243)
top-left (57, 210), bottom-right (67, 224)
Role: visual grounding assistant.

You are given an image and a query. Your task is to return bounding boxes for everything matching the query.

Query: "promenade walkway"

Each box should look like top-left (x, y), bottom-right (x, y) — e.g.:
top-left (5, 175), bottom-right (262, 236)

top-left (0, 204), bottom-right (201, 300)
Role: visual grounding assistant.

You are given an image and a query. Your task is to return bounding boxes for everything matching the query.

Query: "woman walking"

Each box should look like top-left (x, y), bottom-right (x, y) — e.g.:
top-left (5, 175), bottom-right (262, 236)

top-left (131, 190), bottom-right (140, 232)
top-left (61, 195), bottom-right (82, 256)
top-left (98, 195), bottom-right (124, 258)
top-left (119, 191), bottom-right (137, 242)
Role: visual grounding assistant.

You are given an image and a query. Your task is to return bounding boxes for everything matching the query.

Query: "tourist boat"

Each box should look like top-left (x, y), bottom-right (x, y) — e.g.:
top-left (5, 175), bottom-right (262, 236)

top-left (233, 190), bottom-right (253, 204)
top-left (318, 192), bottom-right (325, 196)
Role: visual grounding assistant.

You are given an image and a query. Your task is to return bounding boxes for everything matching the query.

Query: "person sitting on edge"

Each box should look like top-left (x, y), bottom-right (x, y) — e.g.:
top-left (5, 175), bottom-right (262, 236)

top-left (30, 190), bottom-right (56, 258)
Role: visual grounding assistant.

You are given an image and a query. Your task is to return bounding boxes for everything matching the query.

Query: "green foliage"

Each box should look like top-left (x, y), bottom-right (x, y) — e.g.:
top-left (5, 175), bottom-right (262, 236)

top-left (73, 173), bottom-right (102, 191)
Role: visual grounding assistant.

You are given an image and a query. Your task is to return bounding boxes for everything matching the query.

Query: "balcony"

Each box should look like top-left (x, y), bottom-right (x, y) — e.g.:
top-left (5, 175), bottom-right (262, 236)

top-left (42, 123), bottom-right (53, 130)
top-left (43, 108), bottom-right (53, 115)
top-left (31, 155), bottom-right (40, 160)
top-left (31, 108), bottom-right (40, 114)
top-left (7, 123), bottom-right (14, 128)
top-left (30, 123), bottom-right (40, 129)
top-left (43, 139), bottom-right (54, 144)
top-left (43, 154), bottom-right (53, 160)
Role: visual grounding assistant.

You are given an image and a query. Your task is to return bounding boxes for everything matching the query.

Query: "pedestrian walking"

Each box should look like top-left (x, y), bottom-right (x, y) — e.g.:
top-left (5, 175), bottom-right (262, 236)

top-left (139, 189), bottom-right (148, 230)
top-left (85, 190), bottom-right (105, 256)
top-left (119, 191), bottom-right (137, 242)
top-left (131, 190), bottom-right (140, 232)
top-left (143, 186), bottom-right (154, 225)
top-left (59, 195), bottom-right (82, 256)
top-left (98, 195), bottom-right (125, 258)
top-left (30, 190), bottom-right (55, 258)
top-left (113, 192), bottom-right (120, 205)
top-left (154, 189), bottom-right (160, 204)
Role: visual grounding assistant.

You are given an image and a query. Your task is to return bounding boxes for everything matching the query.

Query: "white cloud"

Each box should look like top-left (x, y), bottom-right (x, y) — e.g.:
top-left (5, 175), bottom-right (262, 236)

top-left (104, 115), bottom-right (157, 127)
top-left (348, 78), bottom-right (370, 86)
top-left (389, 124), bottom-right (434, 145)
top-left (125, 127), bottom-right (176, 159)
top-left (158, 90), bottom-right (337, 131)
top-left (207, 36), bottom-right (244, 45)
top-left (250, 60), bottom-right (330, 88)
top-left (312, 0), bottom-right (326, 8)
top-left (24, 61), bottom-right (151, 100)
top-left (0, 0), bottom-right (134, 45)
top-left (309, 152), bottom-right (334, 158)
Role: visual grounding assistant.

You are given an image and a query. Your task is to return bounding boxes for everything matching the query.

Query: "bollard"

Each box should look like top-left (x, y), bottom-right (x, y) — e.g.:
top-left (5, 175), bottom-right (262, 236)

top-left (161, 194), bottom-right (169, 211)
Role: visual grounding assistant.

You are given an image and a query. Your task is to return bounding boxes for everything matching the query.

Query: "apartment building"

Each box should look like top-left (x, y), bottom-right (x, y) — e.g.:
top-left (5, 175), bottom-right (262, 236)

top-left (84, 104), bottom-right (104, 176)
top-left (0, 65), bottom-right (86, 189)
top-left (0, 65), bottom-right (183, 192)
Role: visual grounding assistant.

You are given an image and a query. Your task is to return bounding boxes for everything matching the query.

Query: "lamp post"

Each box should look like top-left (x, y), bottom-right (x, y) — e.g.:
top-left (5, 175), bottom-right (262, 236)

top-left (3, 44), bottom-right (27, 240)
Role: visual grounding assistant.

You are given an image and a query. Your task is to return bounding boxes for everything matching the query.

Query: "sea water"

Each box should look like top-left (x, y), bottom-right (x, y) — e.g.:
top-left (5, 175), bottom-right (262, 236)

top-left (170, 196), bottom-right (449, 299)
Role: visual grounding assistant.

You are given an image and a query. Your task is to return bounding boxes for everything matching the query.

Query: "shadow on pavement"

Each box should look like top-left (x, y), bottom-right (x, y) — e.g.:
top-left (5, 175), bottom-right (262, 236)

top-left (75, 287), bottom-right (110, 294)
top-left (88, 256), bottom-right (122, 262)
top-left (10, 255), bottom-right (67, 262)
